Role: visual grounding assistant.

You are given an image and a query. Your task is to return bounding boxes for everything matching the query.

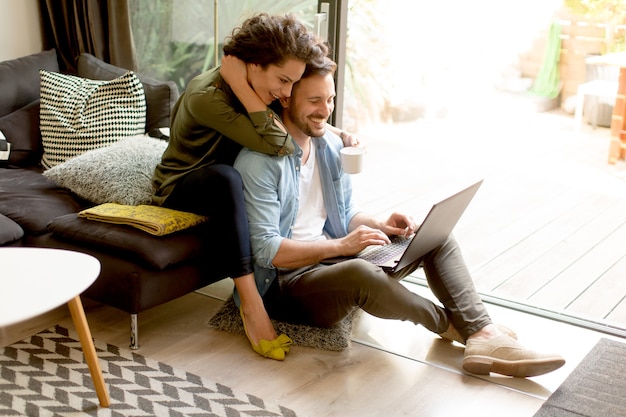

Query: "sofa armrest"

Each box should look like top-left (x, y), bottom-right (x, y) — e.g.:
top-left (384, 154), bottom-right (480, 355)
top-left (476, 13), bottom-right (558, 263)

top-left (0, 49), bottom-right (59, 118)
top-left (0, 213), bottom-right (24, 245)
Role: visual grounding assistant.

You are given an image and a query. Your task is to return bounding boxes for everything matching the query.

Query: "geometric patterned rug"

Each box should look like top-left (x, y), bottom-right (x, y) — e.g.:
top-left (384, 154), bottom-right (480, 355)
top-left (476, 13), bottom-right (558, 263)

top-left (0, 325), bottom-right (298, 416)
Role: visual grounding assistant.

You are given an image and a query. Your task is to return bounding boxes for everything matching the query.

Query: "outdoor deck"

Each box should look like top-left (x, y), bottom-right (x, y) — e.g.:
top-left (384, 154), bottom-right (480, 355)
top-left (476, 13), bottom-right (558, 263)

top-left (350, 90), bottom-right (626, 336)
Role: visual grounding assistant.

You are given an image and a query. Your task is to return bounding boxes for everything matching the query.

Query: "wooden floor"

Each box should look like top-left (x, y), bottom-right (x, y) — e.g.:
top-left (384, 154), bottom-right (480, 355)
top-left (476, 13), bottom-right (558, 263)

top-left (2, 90), bottom-right (626, 416)
top-left (0, 282), bottom-right (622, 417)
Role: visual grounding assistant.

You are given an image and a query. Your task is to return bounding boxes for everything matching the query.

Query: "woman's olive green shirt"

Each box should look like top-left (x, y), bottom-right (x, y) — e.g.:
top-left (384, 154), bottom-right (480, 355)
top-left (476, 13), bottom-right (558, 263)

top-left (152, 67), bottom-right (294, 206)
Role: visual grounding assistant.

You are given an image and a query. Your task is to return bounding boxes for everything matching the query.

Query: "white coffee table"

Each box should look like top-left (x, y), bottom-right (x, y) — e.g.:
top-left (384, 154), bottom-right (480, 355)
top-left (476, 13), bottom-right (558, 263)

top-left (0, 247), bottom-right (110, 407)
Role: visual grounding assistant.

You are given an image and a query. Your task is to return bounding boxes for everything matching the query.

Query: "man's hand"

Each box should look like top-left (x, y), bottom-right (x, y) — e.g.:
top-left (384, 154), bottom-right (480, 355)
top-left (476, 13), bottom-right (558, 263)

top-left (381, 212), bottom-right (416, 238)
top-left (338, 225), bottom-right (391, 256)
top-left (273, 225), bottom-right (389, 268)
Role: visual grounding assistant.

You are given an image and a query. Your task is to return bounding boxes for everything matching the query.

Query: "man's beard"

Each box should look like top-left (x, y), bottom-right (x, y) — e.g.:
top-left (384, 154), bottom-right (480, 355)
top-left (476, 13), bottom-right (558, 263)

top-left (294, 112), bottom-right (326, 138)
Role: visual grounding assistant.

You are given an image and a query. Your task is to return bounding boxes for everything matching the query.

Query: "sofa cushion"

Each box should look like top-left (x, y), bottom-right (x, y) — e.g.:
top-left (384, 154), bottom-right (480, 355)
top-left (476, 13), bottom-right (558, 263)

top-left (77, 53), bottom-right (179, 132)
top-left (48, 214), bottom-right (207, 269)
top-left (0, 168), bottom-right (88, 234)
top-left (0, 49), bottom-right (59, 118)
top-left (0, 213), bottom-right (24, 245)
top-left (0, 100), bottom-right (42, 168)
top-left (43, 134), bottom-right (167, 205)
top-left (39, 70), bottom-right (147, 169)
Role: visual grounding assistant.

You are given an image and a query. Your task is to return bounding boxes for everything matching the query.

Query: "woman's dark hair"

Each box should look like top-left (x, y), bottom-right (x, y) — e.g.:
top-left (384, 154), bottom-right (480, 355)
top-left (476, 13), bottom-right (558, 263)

top-left (223, 13), bottom-right (328, 69)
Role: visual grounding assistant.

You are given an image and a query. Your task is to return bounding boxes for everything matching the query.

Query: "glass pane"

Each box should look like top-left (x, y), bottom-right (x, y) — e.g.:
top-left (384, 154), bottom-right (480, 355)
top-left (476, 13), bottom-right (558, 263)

top-left (128, 0), bottom-right (319, 93)
top-left (342, 0), bottom-right (566, 131)
top-left (214, 1), bottom-right (319, 38)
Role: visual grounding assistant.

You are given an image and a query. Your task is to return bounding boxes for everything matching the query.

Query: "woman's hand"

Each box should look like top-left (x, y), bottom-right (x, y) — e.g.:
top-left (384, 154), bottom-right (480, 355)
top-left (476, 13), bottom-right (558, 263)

top-left (219, 55), bottom-right (266, 114)
top-left (326, 124), bottom-right (361, 147)
top-left (220, 55), bottom-right (248, 88)
top-left (339, 130), bottom-right (360, 147)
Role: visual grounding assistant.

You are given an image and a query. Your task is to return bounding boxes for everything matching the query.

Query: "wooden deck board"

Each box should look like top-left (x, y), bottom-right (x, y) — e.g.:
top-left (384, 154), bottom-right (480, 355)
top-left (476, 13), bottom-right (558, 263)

top-left (529, 218), bottom-right (626, 309)
top-left (478, 194), bottom-right (624, 295)
top-left (606, 282), bottom-right (626, 323)
top-left (568, 253), bottom-right (626, 319)
top-left (459, 180), bottom-right (586, 274)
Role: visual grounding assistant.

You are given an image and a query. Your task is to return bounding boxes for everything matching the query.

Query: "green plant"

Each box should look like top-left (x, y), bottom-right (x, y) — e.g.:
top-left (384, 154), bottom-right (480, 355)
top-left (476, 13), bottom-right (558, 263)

top-left (129, 0), bottom-right (317, 91)
top-left (128, 0), bottom-right (173, 80)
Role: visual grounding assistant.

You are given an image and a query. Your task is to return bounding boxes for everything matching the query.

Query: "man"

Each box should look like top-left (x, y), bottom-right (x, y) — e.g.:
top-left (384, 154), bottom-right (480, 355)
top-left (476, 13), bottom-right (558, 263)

top-left (233, 57), bottom-right (565, 377)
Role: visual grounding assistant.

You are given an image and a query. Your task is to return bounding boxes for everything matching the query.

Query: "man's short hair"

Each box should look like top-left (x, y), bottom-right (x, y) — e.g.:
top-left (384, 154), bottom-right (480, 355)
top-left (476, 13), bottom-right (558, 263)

top-left (302, 56), bottom-right (337, 79)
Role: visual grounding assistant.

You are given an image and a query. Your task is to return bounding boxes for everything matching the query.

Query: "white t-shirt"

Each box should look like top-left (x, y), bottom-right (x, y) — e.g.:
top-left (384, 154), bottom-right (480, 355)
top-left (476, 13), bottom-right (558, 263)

top-left (291, 143), bottom-right (327, 241)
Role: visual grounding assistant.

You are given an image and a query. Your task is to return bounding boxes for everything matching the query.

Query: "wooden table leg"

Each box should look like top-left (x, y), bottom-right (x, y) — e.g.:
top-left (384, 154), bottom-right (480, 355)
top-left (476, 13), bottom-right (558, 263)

top-left (67, 296), bottom-right (111, 407)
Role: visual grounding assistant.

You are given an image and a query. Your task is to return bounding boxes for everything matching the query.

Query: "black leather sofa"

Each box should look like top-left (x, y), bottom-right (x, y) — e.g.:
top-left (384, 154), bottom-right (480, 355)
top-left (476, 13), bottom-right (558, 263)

top-left (0, 49), bottom-right (228, 349)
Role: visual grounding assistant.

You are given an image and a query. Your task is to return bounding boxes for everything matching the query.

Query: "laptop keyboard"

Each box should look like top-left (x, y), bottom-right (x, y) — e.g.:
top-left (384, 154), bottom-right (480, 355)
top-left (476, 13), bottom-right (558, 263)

top-left (359, 235), bottom-right (412, 264)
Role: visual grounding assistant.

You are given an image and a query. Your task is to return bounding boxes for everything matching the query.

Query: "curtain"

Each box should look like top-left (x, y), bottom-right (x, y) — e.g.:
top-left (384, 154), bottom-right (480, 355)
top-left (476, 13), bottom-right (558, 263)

top-left (40, 0), bottom-right (137, 74)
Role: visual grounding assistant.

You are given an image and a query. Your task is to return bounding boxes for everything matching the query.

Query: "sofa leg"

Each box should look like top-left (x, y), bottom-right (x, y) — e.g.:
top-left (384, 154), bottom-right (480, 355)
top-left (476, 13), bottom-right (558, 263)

top-left (130, 314), bottom-right (140, 350)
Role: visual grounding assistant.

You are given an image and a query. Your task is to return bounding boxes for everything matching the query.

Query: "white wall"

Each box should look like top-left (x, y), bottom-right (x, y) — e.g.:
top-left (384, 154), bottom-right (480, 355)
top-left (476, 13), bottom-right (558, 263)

top-left (0, 0), bottom-right (43, 62)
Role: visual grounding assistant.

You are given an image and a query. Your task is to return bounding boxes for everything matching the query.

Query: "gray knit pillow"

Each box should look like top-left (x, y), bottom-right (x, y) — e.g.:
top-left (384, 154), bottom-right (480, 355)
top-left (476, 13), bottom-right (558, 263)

top-left (39, 70), bottom-right (146, 169)
top-left (43, 135), bottom-right (167, 205)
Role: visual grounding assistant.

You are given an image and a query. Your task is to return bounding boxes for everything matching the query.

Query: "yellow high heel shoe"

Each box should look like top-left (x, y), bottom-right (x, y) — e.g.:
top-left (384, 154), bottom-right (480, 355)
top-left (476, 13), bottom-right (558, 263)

top-left (240, 307), bottom-right (292, 360)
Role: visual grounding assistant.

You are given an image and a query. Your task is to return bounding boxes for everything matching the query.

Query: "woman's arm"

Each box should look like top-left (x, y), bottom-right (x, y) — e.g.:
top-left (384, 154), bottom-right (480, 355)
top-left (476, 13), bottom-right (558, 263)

top-left (220, 55), bottom-right (272, 116)
top-left (326, 124), bottom-right (359, 147)
top-left (186, 85), bottom-right (293, 156)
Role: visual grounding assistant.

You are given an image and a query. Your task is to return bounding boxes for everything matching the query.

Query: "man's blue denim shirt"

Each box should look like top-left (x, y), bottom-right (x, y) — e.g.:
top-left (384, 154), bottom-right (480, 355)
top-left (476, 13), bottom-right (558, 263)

top-left (233, 131), bottom-right (361, 301)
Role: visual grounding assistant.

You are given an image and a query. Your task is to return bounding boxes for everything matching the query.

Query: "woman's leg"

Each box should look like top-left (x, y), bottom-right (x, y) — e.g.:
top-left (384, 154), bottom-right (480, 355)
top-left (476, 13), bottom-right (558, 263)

top-left (164, 165), bottom-right (253, 275)
top-left (234, 274), bottom-right (279, 345)
top-left (277, 259), bottom-right (450, 334)
top-left (164, 165), bottom-right (277, 345)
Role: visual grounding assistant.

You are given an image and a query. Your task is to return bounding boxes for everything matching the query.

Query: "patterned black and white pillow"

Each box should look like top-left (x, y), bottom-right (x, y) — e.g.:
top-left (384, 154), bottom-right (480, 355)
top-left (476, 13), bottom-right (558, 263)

top-left (39, 70), bottom-right (146, 169)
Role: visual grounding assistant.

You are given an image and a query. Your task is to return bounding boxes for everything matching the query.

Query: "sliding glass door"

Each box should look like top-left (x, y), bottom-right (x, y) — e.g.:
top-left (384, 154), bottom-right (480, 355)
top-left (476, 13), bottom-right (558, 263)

top-left (128, 0), bottom-right (346, 125)
top-left (211, 1), bottom-right (347, 125)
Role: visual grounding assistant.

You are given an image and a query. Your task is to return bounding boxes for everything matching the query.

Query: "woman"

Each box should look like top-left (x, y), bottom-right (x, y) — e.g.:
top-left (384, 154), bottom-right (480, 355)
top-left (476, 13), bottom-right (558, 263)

top-left (152, 13), bottom-right (328, 360)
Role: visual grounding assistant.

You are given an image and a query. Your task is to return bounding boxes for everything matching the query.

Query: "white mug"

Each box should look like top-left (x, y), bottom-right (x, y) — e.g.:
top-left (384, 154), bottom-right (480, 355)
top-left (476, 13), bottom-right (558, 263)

top-left (340, 146), bottom-right (366, 174)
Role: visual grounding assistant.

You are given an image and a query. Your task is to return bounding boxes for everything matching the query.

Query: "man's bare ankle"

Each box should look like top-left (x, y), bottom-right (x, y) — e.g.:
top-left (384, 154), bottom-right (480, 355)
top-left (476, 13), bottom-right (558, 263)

top-left (467, 323), bottom-right (503, 341)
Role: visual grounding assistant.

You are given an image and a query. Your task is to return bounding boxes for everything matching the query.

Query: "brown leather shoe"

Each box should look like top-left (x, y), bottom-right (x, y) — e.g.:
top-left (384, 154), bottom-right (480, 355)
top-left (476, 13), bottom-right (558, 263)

top-left (463, 334), bottom-right (565, 377)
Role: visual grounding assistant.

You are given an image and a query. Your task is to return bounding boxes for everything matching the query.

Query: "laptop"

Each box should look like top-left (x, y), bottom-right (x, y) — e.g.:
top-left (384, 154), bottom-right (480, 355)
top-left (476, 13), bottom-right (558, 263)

top-left (323, 180), bottom-right (483, 273)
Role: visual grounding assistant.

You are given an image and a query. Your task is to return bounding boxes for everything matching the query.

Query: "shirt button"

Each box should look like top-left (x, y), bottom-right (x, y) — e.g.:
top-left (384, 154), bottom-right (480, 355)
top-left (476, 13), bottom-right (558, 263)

top-left (264, 279), bottom-right (270, 283)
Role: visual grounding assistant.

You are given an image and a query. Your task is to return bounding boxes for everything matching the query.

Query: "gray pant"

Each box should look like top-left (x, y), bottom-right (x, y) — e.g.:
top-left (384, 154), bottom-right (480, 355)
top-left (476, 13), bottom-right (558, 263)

top-left (269, 236), bottom-right (492, 341)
